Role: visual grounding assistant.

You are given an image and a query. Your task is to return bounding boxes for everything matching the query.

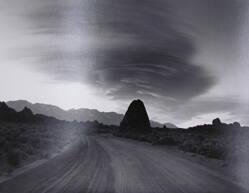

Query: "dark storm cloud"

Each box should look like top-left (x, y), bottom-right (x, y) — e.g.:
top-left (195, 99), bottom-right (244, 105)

top-left (185, 0), bottom-right (247, 37)
top-left (25, 0), bottom-right (214, 102)
top-left (88, 0), bottom-right (214, 101)
top-left (26, 0), bottom-right (91, 35)
top-left (25, 0), bottom-right (246, 105)
top-left (178, 0), bottom-right (248, 64)
top-left (25, 1), bottom-right (65, 34)
top-left (32, 47), bottom-right (91, 82)
top-left (94, 48), bottom-right (213, 100)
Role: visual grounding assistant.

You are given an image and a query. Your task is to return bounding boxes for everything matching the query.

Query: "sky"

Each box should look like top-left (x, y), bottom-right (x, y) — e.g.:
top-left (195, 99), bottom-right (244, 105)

top-left (0, 0), bottom-right (249, 127)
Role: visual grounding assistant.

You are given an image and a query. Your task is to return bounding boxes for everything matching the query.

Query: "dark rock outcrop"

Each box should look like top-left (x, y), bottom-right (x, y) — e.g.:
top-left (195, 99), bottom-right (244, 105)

top-left (18, 107), bottom-right (34, 121)
top-left (0, 102), bottom-right (18, 121)
top-left (232, 121), bottom-right (240, 128)
top-left (212, 118), bottom-right (222, 127)
top-left (120, 99), bottom-right (151, 133)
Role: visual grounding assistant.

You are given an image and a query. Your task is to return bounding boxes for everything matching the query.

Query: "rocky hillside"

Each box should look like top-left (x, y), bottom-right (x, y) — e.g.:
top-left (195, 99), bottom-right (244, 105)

top-left (0, 102), bottom-right (86, 174)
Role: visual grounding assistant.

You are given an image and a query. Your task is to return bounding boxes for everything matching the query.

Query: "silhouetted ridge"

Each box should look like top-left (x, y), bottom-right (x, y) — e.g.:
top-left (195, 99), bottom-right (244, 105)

top-left (120, 99), bottom-right (151, 133)
top-left (7, 100), bottom-right (166, 127)
top-left (0, 102), bottom-right (18, 121)
top-left (0, 102), bottom-right (15, 113)
top-left (0, 102), bottom-right (59, 124)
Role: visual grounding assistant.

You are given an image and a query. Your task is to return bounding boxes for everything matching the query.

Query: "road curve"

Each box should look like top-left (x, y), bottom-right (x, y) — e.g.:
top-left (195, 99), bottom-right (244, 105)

top-left (0, 135), bottom-right (247, 193)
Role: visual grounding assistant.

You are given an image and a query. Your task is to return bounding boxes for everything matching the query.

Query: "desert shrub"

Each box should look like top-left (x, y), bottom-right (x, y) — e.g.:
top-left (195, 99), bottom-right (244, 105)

top-left (178, 137), bottom-right (226, 159)
top-left (19, 151), bottom-right (28, 160)
top-left (156, 136), bottom-right (178, 146)
top-left (40, 151), bottom-right (50, 159)
top-left (18, 135), bottom-right (29, 144)
top-left (0, 136), bottom-right (6, 148)
top-left (25, 144), bottom-right (35, 155)
top-left (143, 134), bottom-right (159, 143)
top-left (3, 142), bottom-right (13, 153)
top-left (206, 144), bottom-right (226, 159)
top-left (7, 149), bottom-right (21, 167)
top-left (30, 137), bottom-right (40, 149)
top-left (40, 138), bottom-right (53, 147)
top-left (179, 140), bottom-right (197, 152)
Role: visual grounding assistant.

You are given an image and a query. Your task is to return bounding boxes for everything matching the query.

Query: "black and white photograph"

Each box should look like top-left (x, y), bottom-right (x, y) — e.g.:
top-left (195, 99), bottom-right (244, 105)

top-left (0, 0), bottom-right (249, 192)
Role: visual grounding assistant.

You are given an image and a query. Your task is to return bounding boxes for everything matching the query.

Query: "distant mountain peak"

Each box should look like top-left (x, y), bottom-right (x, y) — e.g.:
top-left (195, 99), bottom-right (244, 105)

top-left (8, 100), bottom-right (32, 105)
top-left (7, 100), bottom-right (33, 112)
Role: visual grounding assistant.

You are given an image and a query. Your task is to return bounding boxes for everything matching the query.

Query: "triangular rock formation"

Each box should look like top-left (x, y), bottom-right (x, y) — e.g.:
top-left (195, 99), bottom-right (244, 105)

top-left (120, 99), bottom-right (151, 133)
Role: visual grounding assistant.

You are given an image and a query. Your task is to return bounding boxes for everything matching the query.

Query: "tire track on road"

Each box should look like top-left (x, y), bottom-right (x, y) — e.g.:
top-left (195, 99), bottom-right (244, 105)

top-left (97, 136), bottom-right (248, 193)
top-left (0, 135), bottom-right (247, 193)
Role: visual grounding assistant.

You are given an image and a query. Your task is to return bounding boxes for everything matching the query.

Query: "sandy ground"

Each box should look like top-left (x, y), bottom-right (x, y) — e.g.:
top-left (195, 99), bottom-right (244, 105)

top-left (0, 135), bottom-right (248, 193)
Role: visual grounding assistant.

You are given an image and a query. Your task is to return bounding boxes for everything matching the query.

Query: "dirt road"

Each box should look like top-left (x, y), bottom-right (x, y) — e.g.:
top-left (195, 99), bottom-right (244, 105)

top-left (0, 135), bottom-right (247, 193)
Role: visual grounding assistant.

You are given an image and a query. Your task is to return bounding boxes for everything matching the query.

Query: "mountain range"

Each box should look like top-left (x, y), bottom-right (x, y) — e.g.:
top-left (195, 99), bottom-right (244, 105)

top-left (0, 102), bottom-right (59, 123)
top-left (6, 100), bottom-right (177, 128)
